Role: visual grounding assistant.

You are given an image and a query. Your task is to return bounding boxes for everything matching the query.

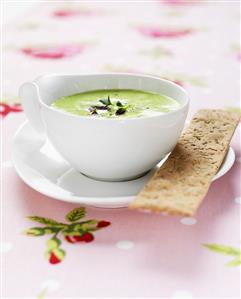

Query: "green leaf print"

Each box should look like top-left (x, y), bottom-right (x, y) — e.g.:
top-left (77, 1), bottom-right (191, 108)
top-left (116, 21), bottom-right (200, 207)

top-left (138, 46), bottom-right (172, 59)
top-left (47, 237), bottom-right (61, 250)
top-left (204, 243), bottom-right (241, 267)
top-left (226, 258), bottom-right (241, 267)
top-left (65, 207), bottom-right (86, 222)
top-left (80, 220), bottom-right (99, 231)
top-left (27, 216), bottom-right (65, 227)
top-left (25, 227), bottom-right (46, 236)
top-left (43, 227), bottom-right (61, 234)
top-left (163, 73), bottom-right (208, 87)
top-left (25, 207), bottom-right (111, 265)
top-left (37, 287), bottom-right (48, 299)
top-left (203, 244), bottom-right (241, 256)
top-left (25, 227), bottom-right (60, 236)
top-left (52, 247), bottom-right (66, 260)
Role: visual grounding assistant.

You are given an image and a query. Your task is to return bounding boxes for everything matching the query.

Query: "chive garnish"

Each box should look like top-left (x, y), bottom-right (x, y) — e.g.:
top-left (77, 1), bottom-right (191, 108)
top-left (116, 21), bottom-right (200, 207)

top-left (88, 96), bottom-right (130, 117)
top-left (99, 96), bottom-right (112, 107)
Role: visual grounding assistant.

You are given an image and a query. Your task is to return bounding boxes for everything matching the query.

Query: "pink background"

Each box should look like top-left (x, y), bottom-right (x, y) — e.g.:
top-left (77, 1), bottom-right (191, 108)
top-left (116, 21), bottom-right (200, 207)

top-left (2, 1), bottom-right (240, 298)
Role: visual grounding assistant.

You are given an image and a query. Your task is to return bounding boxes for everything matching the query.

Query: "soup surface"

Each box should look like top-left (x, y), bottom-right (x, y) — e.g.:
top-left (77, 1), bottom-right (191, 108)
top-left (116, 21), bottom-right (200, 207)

top-left (51, 89), bottom-right (180, 118)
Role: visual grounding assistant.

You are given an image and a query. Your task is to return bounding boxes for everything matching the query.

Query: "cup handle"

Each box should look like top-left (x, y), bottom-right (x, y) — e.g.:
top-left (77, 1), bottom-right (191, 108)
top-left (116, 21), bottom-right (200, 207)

top-left (19, 82), bottom-right (45, 135)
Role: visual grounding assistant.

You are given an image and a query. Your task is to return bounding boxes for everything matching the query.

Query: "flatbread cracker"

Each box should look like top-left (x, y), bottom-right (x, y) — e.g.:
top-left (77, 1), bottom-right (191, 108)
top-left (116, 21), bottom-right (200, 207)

top-left (129, 109), bottom-right (240, 216)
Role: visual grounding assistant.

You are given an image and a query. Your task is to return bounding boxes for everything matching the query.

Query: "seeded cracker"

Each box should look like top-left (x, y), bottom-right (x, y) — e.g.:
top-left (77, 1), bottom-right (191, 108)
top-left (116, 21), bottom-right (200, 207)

top-left (129, 110), bottom-right (240, 216)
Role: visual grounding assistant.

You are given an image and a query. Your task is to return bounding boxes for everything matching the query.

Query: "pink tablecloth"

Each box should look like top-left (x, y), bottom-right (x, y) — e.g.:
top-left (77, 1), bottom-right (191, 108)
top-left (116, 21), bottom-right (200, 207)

top-left (2, 1), bottom-right (241, 298)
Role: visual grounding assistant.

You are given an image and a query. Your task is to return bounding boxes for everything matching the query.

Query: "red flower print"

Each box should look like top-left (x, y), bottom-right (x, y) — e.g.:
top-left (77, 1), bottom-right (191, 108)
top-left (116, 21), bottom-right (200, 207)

top-left (48, 247), bottom-right (65, 265)
top-left (65, 232), bottom-right (94, 243)
top-left (65, 235), bottom-right (76, 243)
top-left (49, 252), bottom-right (61, 264)
top-left (53, 10), bottom-right (80, 17)
top-left (75, 232), bottom-right (94, 242)
top-left (138, 26), bottom-right (193, 38)
top-left (25, 207), bottom-right (111, 264)
top-left (0, 103), bottom-right (22, 118)
top-left (21, 44), bottom-right (83, 59)
top-left (53, 9), bottom-right (96, 18)
top-left (97, 220), bottom-right (111, 228)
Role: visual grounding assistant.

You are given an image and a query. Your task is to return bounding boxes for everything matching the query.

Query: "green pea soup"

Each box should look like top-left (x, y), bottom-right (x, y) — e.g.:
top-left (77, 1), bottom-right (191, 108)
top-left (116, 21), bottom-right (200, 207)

top-left (51, 89), bottom-right (180, 118)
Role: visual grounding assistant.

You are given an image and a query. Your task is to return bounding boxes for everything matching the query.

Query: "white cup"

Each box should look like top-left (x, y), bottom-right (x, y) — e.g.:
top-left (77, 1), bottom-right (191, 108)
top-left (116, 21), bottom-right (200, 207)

top-left (19, 73), bottom-right (189, 181)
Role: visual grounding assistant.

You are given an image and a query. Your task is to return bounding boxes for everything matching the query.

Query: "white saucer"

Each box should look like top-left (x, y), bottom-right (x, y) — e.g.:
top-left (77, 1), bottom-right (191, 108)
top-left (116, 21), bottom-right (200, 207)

top-left (12, 121), bottom-right (235, 208)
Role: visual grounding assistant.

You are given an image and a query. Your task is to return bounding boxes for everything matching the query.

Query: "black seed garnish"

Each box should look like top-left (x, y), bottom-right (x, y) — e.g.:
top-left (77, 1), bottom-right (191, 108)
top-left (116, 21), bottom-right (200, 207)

top-left (116, 107), bottom-right (126, 115)
top-left (92, 105), bottom-right (108, 110)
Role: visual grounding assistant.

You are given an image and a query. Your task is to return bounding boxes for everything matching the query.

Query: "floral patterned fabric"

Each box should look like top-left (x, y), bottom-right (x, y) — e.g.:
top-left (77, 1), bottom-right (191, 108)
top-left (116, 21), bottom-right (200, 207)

top-left (2, 1), bottom-right (240, 298)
